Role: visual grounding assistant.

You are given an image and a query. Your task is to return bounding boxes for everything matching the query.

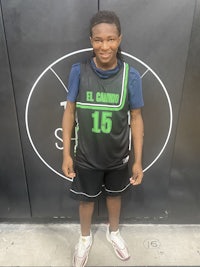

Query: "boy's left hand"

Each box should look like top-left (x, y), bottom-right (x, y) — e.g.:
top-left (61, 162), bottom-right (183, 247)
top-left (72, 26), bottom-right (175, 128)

top-left (130, 162), bottom-right (143, 186)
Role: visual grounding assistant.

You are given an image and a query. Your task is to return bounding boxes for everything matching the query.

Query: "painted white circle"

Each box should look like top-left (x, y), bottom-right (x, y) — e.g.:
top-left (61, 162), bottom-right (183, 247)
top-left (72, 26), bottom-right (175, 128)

top-left (25, 48), bottom-right (173, 181)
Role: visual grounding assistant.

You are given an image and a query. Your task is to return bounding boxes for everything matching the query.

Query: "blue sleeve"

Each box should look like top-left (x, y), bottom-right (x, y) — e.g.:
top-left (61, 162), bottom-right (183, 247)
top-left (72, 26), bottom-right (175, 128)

top-left (128, 66), bottom-right (144, 109)
top-left (66, 63), bottom-right (80, 102)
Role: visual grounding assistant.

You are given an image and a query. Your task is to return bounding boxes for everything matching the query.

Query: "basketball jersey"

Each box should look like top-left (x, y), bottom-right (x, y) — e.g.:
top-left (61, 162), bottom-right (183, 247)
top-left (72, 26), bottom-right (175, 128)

top-left (75, 61), bottom-right (130, 170)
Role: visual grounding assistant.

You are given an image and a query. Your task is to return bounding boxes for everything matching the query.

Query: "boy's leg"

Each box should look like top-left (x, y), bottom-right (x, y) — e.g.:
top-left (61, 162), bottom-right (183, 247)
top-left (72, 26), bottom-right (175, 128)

top-left (105, 165), bottom-right (131, 261)
top-left (106, 196), bottom-right (121, 231)
top-left (106, 195), bottom-right (130, 261)
top-left (105, 165), bottom-right (130, 231)
top-left (70, 166), bottom-right (103, 266)
top-left (73, 201), bottom-right (94, 267)
top-left (79, 201), bottom-right (95, 236)
top-left (70, 166), bottom-right (103, 234)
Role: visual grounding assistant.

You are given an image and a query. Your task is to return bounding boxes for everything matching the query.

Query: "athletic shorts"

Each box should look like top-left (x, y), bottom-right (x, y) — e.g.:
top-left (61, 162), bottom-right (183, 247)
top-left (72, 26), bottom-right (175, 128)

top-left (70, 164), bottom-right (131, 202)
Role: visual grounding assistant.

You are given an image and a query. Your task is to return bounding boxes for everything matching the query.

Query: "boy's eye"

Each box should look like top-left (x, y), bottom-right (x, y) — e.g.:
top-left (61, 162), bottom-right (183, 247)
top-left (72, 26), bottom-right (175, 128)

top-left (94, 39), bottom-right (102, 43)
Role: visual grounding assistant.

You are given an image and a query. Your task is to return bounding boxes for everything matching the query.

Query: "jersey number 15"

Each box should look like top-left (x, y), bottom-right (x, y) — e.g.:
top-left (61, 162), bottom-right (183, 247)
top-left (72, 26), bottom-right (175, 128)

top-left (92, 111), bottom-right (112, 134)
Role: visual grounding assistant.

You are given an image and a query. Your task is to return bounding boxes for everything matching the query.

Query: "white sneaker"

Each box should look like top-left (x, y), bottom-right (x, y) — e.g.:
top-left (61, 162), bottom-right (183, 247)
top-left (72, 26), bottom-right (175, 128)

top-left (73, 234), bottom-right (92, 267)
top-left (106, 225), bottom-right (130, 261)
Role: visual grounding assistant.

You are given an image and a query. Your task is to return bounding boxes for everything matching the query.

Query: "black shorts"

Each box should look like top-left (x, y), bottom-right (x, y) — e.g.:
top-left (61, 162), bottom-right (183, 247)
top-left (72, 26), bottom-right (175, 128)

top-left (70, 164), bottom-right (131, 202)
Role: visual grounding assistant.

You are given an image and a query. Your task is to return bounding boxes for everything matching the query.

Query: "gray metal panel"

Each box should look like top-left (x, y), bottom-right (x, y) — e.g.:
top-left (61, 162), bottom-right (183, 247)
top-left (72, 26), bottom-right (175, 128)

top-left (0, 2), bottom-right (30, 218)
top-left (169, 0), bottom-right (200, 223)
top-left (2, 0), bottom-right (98, 218)
top-left (1, 0), bottom-right (200, 223)
top-left (99, 0), bottom-right (196, 220)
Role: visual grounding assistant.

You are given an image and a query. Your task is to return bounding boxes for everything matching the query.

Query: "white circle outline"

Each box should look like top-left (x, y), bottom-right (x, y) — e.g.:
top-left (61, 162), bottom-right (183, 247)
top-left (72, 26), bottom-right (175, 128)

top-left (25, 48), bottom-right (173, 181)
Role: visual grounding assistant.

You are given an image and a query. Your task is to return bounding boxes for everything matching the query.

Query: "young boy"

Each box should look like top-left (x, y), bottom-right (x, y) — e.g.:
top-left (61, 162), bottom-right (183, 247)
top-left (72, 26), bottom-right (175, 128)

top-left (62, 10), bottom-right (144, 267)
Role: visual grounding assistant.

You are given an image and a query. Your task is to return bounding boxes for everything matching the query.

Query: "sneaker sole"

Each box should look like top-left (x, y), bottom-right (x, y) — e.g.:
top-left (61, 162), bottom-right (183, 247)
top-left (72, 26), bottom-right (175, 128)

top-left (72, 242), bottom-right (92, 267)
top-left (106, 229), bottom-right (130, 261)
top-left (73, 252), bottom-right (88, 267)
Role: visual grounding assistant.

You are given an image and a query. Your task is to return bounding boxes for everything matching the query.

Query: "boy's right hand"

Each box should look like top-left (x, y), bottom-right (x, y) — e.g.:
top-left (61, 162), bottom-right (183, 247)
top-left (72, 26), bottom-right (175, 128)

top-left (62, 156), bottom-right (76, 179)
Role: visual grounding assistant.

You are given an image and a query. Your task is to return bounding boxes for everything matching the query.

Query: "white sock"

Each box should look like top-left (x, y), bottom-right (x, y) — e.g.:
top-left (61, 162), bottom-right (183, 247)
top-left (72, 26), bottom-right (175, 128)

top-left (110, 229), bottom-right (120, 236)
top-left (80, 233), bottom-right (92, 244)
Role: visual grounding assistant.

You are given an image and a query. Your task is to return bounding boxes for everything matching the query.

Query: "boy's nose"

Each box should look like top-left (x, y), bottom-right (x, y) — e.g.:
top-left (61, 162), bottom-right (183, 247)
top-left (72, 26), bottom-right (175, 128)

top-left (101, 40), bottom-right (109, 49)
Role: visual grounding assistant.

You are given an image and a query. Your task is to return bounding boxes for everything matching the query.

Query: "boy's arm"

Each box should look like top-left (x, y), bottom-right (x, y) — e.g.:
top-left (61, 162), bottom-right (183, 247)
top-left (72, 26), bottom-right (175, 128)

top-left (62, 101), bottom-right (76, 178)
top-left (130, 108), bottom-right (144, 185)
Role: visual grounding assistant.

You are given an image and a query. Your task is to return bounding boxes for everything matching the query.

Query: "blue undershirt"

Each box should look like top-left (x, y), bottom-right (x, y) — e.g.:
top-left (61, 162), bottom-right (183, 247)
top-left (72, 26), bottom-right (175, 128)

top-left (67, 58), bottom-right (144, 109)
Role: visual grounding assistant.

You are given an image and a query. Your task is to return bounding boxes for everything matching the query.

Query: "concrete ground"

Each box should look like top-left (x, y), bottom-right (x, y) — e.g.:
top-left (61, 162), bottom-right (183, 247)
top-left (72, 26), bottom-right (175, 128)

top-left (0, 223), bottom-right (200, 266)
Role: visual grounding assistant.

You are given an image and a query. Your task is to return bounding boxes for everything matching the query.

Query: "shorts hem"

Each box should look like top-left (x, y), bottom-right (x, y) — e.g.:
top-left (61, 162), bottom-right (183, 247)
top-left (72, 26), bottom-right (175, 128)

top-left (70, 183), bottom-right (131, 201)
top-left (70, 189), bottom-right (102, 202)
top-left (104, 183), bottom-right (131, 194)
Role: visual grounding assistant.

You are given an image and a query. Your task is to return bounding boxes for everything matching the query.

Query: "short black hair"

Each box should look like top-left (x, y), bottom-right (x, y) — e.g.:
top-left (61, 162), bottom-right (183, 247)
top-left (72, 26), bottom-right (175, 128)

top-left (90, 10), bottom-right (121, 36)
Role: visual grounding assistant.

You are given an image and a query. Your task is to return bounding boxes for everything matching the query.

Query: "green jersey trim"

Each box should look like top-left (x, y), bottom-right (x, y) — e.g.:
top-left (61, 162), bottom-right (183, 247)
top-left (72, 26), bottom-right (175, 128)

top-left (76, 63), bottom-right (129, 111)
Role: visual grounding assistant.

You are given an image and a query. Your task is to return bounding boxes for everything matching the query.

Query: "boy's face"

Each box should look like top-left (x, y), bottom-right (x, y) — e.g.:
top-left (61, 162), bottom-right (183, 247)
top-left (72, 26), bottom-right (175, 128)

top-left (90, 23), bottom-right (122, 70)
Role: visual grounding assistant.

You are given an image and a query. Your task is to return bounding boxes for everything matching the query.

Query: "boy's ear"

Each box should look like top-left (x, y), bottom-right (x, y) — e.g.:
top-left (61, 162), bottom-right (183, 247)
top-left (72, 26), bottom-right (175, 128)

top-left (119, 34), bottom-right (122, 44)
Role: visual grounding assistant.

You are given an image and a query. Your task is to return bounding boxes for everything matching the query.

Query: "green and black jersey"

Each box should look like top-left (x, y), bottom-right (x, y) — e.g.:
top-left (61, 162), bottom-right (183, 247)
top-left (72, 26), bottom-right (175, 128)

top-left (74, 61), bottom-right (130, 170)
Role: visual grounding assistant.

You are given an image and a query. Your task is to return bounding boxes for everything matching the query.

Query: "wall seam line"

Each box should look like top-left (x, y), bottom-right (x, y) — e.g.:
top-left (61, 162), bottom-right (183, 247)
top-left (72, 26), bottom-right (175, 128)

top-left (0, 0), bottom-right (33, 218)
